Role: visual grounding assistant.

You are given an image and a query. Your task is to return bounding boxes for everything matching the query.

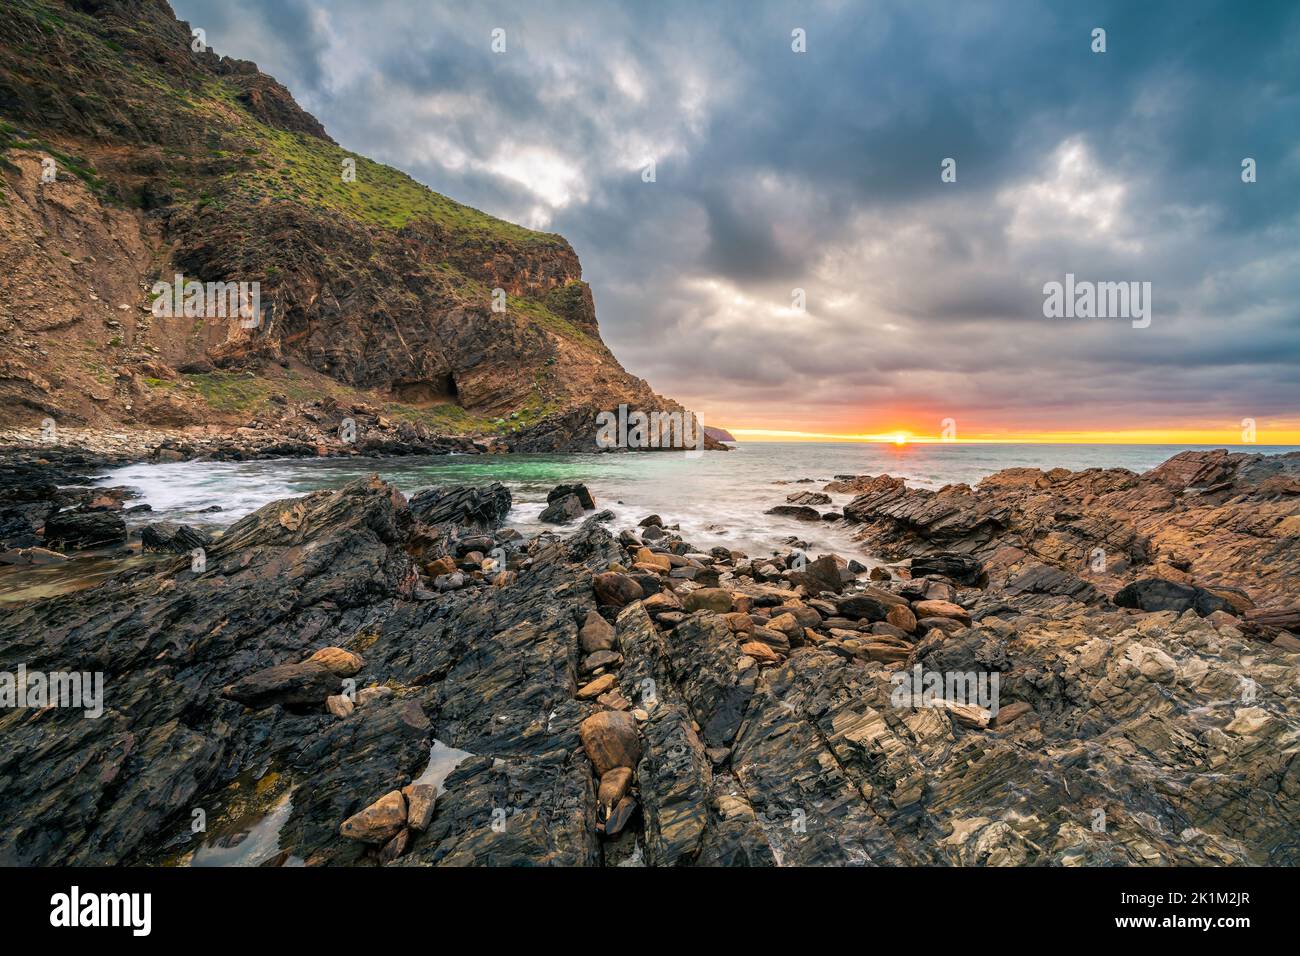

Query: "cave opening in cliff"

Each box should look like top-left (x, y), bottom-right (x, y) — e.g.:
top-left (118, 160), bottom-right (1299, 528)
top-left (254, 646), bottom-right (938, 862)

top-left (392, 375), bottom-right (459, 407)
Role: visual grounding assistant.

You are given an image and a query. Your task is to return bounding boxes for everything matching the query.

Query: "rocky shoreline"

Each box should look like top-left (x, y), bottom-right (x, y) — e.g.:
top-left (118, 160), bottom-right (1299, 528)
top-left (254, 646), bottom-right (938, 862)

top-left (0, 449), bottom-right (1297, 866)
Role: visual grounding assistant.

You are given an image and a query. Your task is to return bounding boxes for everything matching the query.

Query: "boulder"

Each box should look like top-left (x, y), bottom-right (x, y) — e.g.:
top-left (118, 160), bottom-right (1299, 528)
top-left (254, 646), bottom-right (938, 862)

top-left (140, 521), bottom-right (212, 554)
top-left (402, 784), bottom-right (437, 831)
top-left (580, 610), bottom-right (617, 653)
top-left (579, 711), bottom-right (643, 774)
top-left (308, 646), bottom-right (365, 676)
top-left (788, 554), bottom-right (844, 595)
top-left (598, 767), bottom-right (634, 811)
top-left (408, 482), bottom-right (511, 529)
top-left (786, 491), bottom-right (831, 506)
top-left (912, 599), bottom-right (971, 623)
top-left (548, 483), bottom-right (596, 510)
top-left (909, 553), bottom-right (984, 586)
top-left (683, 588), bottom-right (733, 613)
top-left (1113, 578), bottom-right (1233, 617)
top-left (764, 505), bottom-right (821, 521)
top-left (593, 572), bottom-right (643, 609)
top-left (539, 494), bottom-right (585, 524)
top-left (43, 510), bottom-right (126, 550)
top-left (221, 660), bottom-right (342, 709)
top-left (339, 790), bottom-right (408, 843)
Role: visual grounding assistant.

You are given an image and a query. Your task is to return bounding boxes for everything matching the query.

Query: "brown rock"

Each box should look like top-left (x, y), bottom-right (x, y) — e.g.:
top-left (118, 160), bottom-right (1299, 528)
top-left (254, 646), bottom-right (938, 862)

top-left (740, 640), bottom-right (781, 663)
top-left (221, 660), bottom-right (342, 709)
top-left (911, 600), bottom-right (971, 623)
top-left (425, 556), bottom-right (457, 577)
top-left (598, 767), bottom-right (633, 810)
top-left (402, 783), bottom-right (437, 830)
top-left (582, 649), bottom-right (623, 673)
top-left (887, 604), bottom-right (918, 632)
top-left (325, 693), bottom-right (354, 718)
top-left (991, 701), bottom-right (1032, 728)
top-left (635, 547), bottom-right (672, 571)
top-left (722, 612), bottom-right (754, 633)
top-left (577, 673), bottom-right (617, 699)
top-left (579, 710), bottom-right (643, 774)
top-left (356, 685), bottom-right (394, 707)
top-left (339, 789), bottom-right (407, 843)
top-left (580, 609), bottom-right (617, 653)
top-left (594, 572), bottom-right (643, 609)
top-left (683, 588), bottom-right (733, 613)
top-left (379, 827), bottom-right (410, 863)
top-left (308, 646), bottom-right (365, 677)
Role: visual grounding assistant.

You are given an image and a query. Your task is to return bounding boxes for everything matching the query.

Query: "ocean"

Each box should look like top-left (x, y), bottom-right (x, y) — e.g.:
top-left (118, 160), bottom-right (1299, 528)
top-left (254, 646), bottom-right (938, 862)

top-left (94, 442), bottom-right (1300, 560)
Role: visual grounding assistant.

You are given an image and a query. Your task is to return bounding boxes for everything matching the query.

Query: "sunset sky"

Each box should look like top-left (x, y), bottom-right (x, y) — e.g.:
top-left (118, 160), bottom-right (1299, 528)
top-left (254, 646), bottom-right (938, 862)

top-left (175, 0), bottom-right (1300, 444)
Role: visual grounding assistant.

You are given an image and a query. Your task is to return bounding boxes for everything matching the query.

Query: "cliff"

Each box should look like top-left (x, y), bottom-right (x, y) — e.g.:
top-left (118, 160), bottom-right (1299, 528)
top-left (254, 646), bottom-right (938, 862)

top-left (0, 0), bottom-right (705, 451)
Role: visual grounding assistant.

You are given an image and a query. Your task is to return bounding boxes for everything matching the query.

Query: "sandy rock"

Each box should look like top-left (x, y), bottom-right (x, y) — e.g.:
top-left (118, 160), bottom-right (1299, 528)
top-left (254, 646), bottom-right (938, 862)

top-left (309, 646), bottom-right (365, 677)
top-left (339, 789), bottom-right (407, 843)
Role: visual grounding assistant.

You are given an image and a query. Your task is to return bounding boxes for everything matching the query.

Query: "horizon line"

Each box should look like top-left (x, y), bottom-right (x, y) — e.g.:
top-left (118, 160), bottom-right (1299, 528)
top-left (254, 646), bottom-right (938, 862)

top-left (723, 427), bottom-right (1300, 445)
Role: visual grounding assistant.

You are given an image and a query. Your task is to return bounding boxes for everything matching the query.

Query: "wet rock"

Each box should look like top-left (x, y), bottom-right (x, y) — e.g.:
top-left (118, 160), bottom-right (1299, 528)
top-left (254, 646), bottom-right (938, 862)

top-left (638, 514), bottom-right (663, 528)
top-left (549, 483), bottom-right (596, 510)
top-left (222, 660), bottom-right (342, 709)
top-left (786, 491), bottom-right (831, 506)
top-left (43, 509), bottom-right (126, 550)
top-left (408, 482), bottom-right (511, 530)
top-left (339, 789), bottom-right (407, 844)
top-left (909, 553), bottom-right (984, 586)
top-left (140, 521), bottom-right (212, 554)
top-left (539, 493), bottom-right (585, 524)
top-left (764, 505), bottom-right (821, 521)
top-left (1114, 578), bottom-right (1233, 617)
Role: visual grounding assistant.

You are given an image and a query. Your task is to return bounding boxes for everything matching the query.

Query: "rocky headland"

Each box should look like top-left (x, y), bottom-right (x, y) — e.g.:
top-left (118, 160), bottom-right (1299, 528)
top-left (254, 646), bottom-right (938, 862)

top-left (0, 0), bottom-right (713, 454)
top-left (1, 448), bottom-right (1297, 866)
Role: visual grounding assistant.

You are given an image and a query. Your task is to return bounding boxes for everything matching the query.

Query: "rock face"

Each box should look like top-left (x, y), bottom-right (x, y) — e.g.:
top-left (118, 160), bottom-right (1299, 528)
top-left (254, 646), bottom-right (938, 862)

top-left (0, 0), bottom-right (708, 453)
top-left (1, 452), bottom-right (1298, 868)
top-left (842, 449), bottom-right (1300, 616)
top-left (42, 510), bottom-right (126, 550)
top-left (407, 483), bottom-right (511, 530)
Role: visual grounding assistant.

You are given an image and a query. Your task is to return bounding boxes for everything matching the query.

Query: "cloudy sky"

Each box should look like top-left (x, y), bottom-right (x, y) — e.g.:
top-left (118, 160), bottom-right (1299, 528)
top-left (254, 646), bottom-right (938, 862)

top-left (173, 0), bottom-right (1299, 442)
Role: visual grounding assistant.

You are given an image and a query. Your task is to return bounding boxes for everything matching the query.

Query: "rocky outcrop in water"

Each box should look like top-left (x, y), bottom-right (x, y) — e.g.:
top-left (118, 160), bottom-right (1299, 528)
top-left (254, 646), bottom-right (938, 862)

top-left (1, 450), bottom-right (1296, 866)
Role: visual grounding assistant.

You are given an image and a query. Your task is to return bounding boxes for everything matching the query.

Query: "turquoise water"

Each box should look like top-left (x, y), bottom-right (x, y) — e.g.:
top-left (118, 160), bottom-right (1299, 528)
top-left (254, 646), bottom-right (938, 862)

top-left (96, 443), bottom-right (1298, 559)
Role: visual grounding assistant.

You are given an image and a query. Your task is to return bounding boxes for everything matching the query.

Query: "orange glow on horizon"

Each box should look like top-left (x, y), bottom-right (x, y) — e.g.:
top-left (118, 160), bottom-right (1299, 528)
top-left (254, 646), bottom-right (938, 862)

top-left (724, 425), bottom-right (1300, 445)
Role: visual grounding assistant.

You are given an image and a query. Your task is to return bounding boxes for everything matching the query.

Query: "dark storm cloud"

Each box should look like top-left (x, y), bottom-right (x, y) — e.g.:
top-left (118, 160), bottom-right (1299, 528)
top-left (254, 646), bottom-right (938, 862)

top-left (171, 0), bottom-right (1300, 433)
